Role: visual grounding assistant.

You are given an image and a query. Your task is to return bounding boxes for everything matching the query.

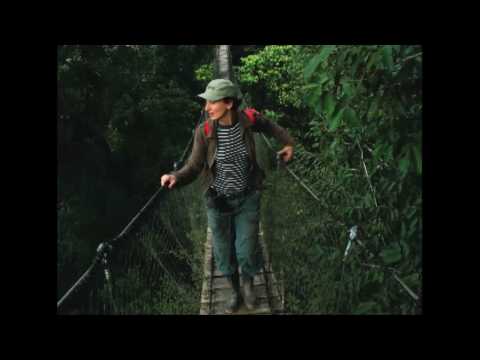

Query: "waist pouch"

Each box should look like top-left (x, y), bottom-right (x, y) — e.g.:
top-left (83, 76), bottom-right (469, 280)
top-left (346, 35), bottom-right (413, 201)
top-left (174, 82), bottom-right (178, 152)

top-left (205, 187), bottom-right (253, 213)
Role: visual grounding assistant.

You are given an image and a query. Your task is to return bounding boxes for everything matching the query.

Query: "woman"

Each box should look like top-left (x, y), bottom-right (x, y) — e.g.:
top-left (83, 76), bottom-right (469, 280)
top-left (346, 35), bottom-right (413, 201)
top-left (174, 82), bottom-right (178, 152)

top-left (161, 79), bottom-right (294, 313)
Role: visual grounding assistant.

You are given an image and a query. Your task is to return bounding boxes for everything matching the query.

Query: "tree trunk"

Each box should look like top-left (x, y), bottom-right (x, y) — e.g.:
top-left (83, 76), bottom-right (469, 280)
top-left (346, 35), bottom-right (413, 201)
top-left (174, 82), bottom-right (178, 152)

top-left (214, 45), bottom-right (233, 81)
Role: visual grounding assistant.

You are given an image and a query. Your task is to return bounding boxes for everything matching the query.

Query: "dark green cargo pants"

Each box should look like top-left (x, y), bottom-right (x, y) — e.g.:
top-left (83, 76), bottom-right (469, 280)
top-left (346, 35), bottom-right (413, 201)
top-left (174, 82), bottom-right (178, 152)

top-left (206, 189), bottom-right (264, 278)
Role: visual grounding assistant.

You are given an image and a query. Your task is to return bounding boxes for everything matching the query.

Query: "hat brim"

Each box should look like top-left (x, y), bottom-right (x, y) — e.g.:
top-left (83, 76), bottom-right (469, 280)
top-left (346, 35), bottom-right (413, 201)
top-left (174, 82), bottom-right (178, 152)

top-left (197, 92), bottom-right (225, 101)
top-left (198, 91), bottom-right (242, 102)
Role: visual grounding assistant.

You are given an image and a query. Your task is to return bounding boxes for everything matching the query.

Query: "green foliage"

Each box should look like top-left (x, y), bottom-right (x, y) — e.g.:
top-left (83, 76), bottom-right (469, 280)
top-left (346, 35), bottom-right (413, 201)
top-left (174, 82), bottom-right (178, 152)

top-left (380, 243), bottom-right (402, 265)
top-left (237, 45), bottom-right (306, 110)
top-left (195, 63), bottom-right (214, 82)
top-left (252, 45), bottom-right (422, 314)
top-left (58, 45), bottom-right (212, 312)
top-left (109, 268), bottom-right (200, 314)
top-left (304, 45), bottom-right (336, 82)
top-left (59, 45), bottom-right (422, 315)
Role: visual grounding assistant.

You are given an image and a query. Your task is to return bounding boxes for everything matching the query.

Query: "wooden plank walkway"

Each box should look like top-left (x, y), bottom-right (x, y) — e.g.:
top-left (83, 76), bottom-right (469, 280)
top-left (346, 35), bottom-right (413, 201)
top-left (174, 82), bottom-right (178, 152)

top-left (200, 225), bottom-right (284, 315)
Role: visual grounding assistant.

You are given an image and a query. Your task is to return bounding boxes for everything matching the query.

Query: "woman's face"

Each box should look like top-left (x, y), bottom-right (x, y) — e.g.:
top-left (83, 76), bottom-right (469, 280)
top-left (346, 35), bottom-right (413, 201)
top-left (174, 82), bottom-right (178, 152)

top-left (204, 99), bottom-right (232, 120)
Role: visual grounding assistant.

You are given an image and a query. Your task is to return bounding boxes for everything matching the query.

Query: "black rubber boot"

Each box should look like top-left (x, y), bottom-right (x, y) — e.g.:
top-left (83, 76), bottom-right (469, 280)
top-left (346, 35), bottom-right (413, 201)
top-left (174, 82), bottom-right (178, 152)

top-left (242, 275), bottom-right (256, 310)
top-left (224, 271), bottom-right (241, 314)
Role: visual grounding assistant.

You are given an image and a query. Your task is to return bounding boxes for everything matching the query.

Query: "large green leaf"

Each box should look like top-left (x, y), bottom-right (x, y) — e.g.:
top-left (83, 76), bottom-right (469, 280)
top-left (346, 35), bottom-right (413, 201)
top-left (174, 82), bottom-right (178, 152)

top-left (366, 51), bottom-right (381, 72)
top-left (354, 301), bottom-right (378, 314)
top-left (342, 80), bottom-right (354, 98)
top-left (399, 155), bottom-right (410, 176)
top-left (382, 46), bottom-right (394, 71)
top-left (313, 94), bottom-right (324, 116)
top-left (380, 244), bottom-right (402, 265)
top-left (304, 74), bottom-right (329, 107)
top-left (336, 49), bottom-right (349, 70)
top-left (412, 144), bottom-right (422, 175)
top-left (303, 83), bottom-right (322, 91)
top-left (344, 107), bottom-right (359, 127)
top-left (316, 72), bottom-right (329, 86)
top-left (328, 108), bottom-right (345, 131)
top-left (324, 93), bottom-right (335, 118)
top-left (400, 240), bottom-right (410, 258)
top-left (401, 222), bottom-right (407, 239)
top-left (329, 138), bottom-right (338, 154)
top-left (305, 86), bottom-right (322, 108)
top-left (402, 273), bottom-right (420, 288)
top-left (368, 101), bottom-right (378, 120)
top-left (304, 46), bottom-right (336, 82)
top-left (304, 55), bottom-right (324, 82)
top-left (408, 217), bottom-right (419, 237)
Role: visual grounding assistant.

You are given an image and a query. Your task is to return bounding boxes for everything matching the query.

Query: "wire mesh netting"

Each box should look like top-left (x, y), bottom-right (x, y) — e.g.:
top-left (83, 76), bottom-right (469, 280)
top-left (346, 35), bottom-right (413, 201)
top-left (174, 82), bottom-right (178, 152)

top-left (256, 133), bottom-right (421, 314)
top-left (58, 130), bottom-right (421, 315)
top-left (57, 178), bottom-right (207, 315)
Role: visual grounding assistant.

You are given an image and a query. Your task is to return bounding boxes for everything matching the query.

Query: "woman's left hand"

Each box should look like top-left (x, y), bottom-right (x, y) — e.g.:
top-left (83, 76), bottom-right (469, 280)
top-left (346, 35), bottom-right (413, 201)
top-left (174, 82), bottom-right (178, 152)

top-left (277, 145), bottom-right (294, 162)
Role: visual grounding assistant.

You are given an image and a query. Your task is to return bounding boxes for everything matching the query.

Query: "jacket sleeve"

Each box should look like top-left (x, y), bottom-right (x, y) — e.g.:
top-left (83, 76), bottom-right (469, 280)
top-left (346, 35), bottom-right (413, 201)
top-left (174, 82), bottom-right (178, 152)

top-left (253, 113), bottom-right (295, 147)
top-left (171, 125), bottom-right (206, 186)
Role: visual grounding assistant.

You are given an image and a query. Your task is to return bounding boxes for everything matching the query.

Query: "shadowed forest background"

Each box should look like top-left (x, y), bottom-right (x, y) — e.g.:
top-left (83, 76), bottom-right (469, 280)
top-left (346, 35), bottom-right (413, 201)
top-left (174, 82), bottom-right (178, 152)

top-left (57, 45), bottom-right (422, 314)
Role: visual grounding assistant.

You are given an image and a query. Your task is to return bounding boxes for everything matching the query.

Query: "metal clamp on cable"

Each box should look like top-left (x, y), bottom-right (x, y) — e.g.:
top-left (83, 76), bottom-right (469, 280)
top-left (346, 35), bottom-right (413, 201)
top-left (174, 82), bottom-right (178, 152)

top-left (343, 225), bottom-right (358, 261)
top-left (102, 253), bottom-right (111, 282)
top-left (96, 242), bottom-right (113, 281)
top-left (173, 160), bottom-right (182, 171)
top-left (96, 242), bottom-right (113, 262)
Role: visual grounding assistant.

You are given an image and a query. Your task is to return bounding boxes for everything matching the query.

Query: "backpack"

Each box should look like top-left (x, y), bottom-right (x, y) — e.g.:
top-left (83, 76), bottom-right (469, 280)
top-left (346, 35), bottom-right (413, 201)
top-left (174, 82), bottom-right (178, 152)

top-left (204, 108), bottom-right (259, 137)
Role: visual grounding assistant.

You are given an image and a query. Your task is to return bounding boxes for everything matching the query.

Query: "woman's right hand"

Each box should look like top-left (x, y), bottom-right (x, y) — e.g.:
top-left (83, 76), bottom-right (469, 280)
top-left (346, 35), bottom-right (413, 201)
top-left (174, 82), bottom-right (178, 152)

top-left (161, 174), bottom-right (177, 189)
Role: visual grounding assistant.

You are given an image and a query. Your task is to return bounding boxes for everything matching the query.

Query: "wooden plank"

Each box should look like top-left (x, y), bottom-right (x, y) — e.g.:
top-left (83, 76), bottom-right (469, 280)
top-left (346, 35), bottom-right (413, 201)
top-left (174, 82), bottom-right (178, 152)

top-left (261, 270), bottom-right (284, 313)
top-left (211, 277), bottom-right (230, 290)
top-left (253, 273), bottom-right (266, 286)
top-left (212, 296), bottom-right (272, 315)
top-left (199, 228), bottom-right (214, 314)
top-left (213, 284), bottom-right (268, 303)
top-left (257, 224), bottom-right (285, 313)
top-left (208, 284), bottom-right (278, 315)
top-left (263, 272), bottom-right (281, 298)
top-left (211, 269), bottom-right (274, 279)
top-left (212, 277), bottom-right (265, 290)
top-left (201, 289), bottom-right (281, 307)
top-left (213, 268), bottom-right (224, 277)
top-left (269, 295), bottom-right (284, 314)
top-left (212, 276), bottom-right (280, 291)
top-left (199, 308), bottom-right (209, 315)
top-left (200, 223), bottom-right (285, 315)
top-left (201, 233), bottom-right (213, 274)
top-left (211, 287), bottom-right (232, 303)
top-left (200, 289), bottom-right (210, 305)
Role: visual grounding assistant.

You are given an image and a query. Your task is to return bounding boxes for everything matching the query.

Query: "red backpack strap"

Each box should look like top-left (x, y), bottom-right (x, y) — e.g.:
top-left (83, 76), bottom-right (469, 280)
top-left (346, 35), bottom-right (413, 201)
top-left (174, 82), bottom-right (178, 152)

top-left (243, 108), bottom-right (259, 125)
top-left (203, 120), bottom-right (210, 137)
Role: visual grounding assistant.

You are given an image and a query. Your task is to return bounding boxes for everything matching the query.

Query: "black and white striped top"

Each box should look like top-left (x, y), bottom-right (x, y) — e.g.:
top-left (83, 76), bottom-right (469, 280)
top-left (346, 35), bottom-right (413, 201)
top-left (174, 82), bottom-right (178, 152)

top-left (212, 121), bottom-right (250, 195)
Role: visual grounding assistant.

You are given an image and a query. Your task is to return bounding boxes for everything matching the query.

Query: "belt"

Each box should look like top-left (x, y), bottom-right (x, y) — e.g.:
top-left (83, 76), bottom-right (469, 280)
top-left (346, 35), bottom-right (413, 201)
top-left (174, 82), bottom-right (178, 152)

top-left (209, 187), bottom-right (253, 200)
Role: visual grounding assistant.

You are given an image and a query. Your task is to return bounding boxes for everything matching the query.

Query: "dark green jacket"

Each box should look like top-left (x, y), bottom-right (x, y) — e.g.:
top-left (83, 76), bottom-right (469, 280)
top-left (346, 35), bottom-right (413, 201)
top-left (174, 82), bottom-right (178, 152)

top-left (171, 109), bottom-right (295, 193)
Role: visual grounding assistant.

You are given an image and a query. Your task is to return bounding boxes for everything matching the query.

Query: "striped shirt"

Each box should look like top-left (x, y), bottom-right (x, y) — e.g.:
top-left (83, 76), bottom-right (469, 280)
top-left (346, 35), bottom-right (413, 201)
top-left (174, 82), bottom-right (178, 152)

top-left (212, 121), bottom-right (250, 195)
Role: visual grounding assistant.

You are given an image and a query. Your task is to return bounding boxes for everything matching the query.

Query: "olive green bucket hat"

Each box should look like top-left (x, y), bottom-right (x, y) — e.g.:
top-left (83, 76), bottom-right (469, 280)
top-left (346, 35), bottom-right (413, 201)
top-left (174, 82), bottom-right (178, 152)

top-left (198, 79), bottom-right (243, 101)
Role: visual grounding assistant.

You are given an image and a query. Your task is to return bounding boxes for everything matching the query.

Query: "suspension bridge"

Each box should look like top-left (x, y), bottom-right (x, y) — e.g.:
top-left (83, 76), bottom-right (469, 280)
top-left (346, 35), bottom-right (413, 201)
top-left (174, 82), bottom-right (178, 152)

top-left (57, 46), bottom-right (420, 315)
top-left (56, 125), bottom-right (289, 315)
